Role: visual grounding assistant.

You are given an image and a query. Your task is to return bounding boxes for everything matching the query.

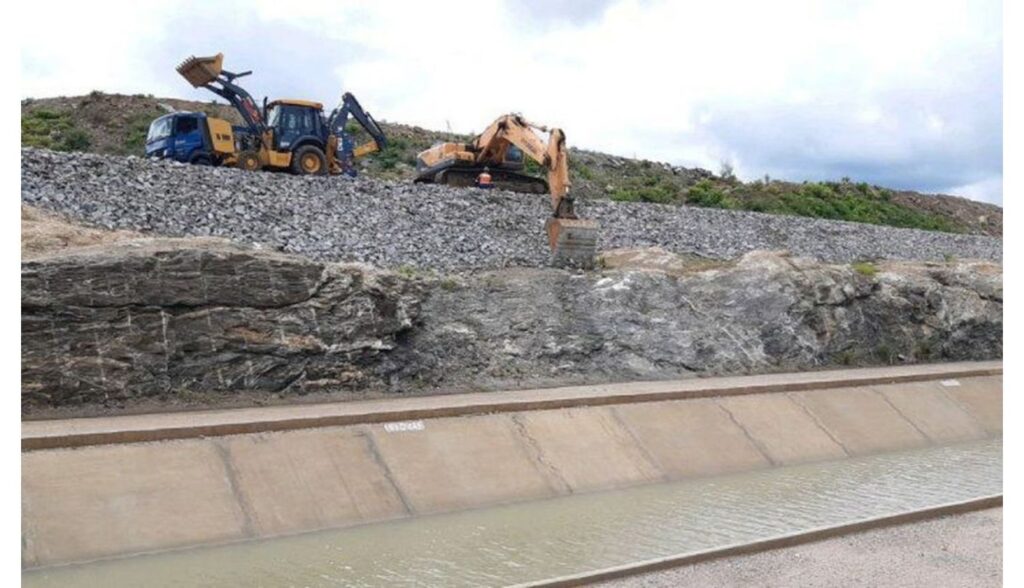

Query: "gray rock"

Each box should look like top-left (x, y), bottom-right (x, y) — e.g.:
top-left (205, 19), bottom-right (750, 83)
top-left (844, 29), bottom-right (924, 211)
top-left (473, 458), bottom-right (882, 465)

top-left (21, 148), bottom-right (1000, 271)
top-left (21, 236), bottom-right (1002, 412)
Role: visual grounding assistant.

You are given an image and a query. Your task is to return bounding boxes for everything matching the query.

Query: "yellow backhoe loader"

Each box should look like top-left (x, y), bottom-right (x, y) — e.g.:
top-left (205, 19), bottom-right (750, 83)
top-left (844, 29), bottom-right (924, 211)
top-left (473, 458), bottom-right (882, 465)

top-left (175, 53), bottom-right (386, 176)
top-left (414, 114), bottom-right (599, 267)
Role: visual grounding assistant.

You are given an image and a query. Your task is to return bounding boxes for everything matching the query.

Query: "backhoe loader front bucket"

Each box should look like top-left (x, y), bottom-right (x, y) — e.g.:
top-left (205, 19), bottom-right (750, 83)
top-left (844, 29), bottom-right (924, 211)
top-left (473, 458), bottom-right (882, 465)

top-left (546, 218), bottom-right (599, 269)
top-left (176, 53), bottom-right (224, 87)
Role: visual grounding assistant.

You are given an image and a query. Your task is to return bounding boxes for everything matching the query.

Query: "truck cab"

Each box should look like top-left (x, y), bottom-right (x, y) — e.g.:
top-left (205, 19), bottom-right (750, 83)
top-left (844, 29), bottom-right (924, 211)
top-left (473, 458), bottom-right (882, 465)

top-left (146, 111), bottom-right (243, 166)
top-left (145, 112), bottom-right (210, 163)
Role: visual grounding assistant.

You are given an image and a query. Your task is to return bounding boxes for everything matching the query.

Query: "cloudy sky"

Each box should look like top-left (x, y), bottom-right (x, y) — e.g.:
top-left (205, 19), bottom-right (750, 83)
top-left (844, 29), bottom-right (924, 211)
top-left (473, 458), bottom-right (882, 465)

top-left (20, 0), bottom-right (1002, 204)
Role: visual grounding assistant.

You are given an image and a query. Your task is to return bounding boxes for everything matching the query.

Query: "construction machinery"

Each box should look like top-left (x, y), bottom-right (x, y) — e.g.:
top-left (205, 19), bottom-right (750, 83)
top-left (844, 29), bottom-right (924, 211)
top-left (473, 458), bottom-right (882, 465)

top-left (173, 53), bottom-right (386, 175)
top-left (414, 114), bottom-right (599, 267)
top-left (145, 111), bottom-right (247, 165)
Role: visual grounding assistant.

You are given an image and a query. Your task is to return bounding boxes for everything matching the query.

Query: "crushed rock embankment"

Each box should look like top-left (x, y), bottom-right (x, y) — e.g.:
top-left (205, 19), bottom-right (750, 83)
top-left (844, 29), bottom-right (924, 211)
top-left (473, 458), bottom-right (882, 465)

top-left (21, 149), bottom-right (1001, 271)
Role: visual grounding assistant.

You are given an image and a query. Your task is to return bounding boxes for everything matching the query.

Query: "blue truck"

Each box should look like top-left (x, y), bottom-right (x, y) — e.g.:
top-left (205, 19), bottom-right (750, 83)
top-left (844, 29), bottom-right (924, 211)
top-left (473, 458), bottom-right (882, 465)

top-left (145, 111), bottom-right (248, 166)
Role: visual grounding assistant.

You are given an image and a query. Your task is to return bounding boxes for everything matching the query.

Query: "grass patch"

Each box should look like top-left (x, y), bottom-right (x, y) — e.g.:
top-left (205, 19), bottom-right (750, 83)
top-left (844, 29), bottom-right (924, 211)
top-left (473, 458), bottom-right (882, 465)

top-left (668, 178), bottom-right (957, 232)
top-left (610, 175), bottom-right (678, 204)
top-left (22, 109), bottom-right (91, 152)
top-left (851, 261), bottom-right (877, 277)
top-left (119, 109), bottom-right (167, 155)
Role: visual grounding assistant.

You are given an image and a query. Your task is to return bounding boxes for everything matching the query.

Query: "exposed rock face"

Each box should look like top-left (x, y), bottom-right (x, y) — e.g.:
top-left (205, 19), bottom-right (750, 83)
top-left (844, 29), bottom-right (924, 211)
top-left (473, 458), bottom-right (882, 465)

top-left (22, 239), bottom-right (423, 409)
top-left (388, 251), bottom-right (1001, 391)
top-left (21, 149), bottom-right (1000, 271)
top-left (22, 234), bottom-right (1002, 413)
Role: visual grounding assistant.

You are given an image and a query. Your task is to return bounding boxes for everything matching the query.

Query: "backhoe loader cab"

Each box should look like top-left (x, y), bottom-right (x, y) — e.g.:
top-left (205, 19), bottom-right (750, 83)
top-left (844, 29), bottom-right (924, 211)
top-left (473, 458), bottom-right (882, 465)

top-left (263, 99), bottom-right (330, 174)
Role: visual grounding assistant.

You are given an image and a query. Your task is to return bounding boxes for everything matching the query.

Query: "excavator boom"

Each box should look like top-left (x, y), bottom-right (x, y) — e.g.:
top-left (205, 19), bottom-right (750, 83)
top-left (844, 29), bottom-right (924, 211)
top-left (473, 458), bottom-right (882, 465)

top-left (415, 114), bottom-right (598, 267)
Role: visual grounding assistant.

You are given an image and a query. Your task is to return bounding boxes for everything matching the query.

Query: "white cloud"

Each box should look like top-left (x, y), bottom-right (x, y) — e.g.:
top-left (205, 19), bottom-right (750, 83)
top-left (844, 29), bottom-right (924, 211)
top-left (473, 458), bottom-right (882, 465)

top-left (19, 0), bottom-right (1002, 204)
top-left (945, 175), bottom-right (1003, 205)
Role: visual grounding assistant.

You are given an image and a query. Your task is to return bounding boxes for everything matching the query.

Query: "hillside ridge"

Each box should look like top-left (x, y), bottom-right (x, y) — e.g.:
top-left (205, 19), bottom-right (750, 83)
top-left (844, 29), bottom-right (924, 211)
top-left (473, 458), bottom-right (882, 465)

top-left (21, 92), bottom-right (1002, 237)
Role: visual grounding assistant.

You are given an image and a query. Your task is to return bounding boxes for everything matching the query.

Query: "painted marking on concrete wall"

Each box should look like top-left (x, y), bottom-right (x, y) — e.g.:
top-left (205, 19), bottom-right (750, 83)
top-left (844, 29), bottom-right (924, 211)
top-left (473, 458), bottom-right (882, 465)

top-left (384, 420), bottom-right (425, 433)
top-left (941, 379), bottom-right (962, 387)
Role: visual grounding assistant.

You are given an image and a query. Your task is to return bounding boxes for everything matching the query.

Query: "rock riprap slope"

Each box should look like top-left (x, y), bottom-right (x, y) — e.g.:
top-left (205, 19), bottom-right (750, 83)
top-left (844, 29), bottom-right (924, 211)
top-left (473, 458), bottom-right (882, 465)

top-left (22, 149), bottom-right (1000, 271)
top-left (22, 222), bottom-right (1001, 413)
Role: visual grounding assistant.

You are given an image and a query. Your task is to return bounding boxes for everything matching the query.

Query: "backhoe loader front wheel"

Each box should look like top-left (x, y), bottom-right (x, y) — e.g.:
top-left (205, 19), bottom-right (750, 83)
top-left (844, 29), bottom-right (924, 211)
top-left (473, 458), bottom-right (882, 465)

top-left (236, 151), bottom-right (260, 172)
top-left (292, 146), bottom-right (328, 176)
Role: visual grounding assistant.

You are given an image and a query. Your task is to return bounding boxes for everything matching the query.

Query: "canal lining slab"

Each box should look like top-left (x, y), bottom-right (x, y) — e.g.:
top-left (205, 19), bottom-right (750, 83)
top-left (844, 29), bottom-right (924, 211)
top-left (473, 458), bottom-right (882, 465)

top-left (21, 362), bottom-right (1003, 568)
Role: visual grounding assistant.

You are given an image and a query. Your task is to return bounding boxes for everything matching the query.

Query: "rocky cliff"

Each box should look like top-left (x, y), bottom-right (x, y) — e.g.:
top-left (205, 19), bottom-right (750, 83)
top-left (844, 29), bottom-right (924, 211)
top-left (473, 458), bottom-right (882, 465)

top-left (22, 214), bottom-right (1001, 414)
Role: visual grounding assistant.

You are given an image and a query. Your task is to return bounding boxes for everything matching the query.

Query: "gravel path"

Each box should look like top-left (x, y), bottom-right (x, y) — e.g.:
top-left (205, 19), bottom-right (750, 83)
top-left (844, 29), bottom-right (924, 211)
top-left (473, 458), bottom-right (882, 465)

top-left (21, 149), bottom-right (1002, 270)
top-left (601, 508), bottom-right (1002, 588)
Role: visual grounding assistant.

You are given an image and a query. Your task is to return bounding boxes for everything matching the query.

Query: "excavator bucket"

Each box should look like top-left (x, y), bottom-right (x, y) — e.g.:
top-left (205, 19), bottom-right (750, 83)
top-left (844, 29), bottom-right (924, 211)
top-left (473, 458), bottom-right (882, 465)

top-left (546, 218), bottom-right (600, 269)
top-left (176, 53), bottom-right (224, 87)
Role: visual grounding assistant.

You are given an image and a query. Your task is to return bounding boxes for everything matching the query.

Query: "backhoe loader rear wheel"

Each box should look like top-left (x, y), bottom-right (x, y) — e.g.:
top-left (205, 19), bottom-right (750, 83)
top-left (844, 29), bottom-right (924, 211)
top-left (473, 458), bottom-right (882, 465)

top-left (292, 146), bottom-right (328, 176)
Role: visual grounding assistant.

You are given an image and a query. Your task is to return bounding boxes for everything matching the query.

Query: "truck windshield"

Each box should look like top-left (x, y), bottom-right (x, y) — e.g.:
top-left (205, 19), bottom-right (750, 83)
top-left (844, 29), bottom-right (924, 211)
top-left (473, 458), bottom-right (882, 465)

top-left (147, 117), bottom-right (173, 143)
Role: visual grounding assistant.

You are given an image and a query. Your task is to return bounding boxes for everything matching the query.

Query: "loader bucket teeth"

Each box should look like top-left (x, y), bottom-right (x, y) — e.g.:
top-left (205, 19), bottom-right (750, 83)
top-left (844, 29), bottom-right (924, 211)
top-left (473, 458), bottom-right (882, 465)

top-left (546, 218), bottom-right (599, 269)
top-left (176, 53), bottom-right (224, 87)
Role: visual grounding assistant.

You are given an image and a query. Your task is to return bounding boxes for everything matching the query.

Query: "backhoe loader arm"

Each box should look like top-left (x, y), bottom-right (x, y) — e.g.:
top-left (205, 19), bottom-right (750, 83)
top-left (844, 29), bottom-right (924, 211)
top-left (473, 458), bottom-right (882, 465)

top-left (176, 54), bottom-right (265, 135)
top-left (328, 92), bottom-right (388, 157)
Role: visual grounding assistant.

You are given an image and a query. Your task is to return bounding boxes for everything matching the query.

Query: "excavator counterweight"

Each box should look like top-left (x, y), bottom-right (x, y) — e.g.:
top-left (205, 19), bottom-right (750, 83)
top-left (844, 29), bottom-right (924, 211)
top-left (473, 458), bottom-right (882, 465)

top-left (415, 114), bottom-right (599, 268)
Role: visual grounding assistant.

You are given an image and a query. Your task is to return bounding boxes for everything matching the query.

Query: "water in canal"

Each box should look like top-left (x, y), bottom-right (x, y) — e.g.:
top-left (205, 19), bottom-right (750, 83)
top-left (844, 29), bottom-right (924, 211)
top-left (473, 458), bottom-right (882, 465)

top-left (24, 438), bottom-right (1001, 587)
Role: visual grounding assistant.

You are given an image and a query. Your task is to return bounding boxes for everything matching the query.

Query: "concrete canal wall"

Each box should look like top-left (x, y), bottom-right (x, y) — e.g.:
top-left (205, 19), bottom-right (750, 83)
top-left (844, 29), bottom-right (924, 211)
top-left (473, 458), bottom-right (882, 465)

top-left (22, 363), bottom-right (1002, 568)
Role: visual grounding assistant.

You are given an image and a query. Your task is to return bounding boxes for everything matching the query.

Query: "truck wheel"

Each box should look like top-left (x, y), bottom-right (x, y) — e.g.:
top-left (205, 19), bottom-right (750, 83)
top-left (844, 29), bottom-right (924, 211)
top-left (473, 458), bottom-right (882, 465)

top-left (191, 155), bottom-right (212, 166)
top-left (292, 145), bottom-right (327, 176)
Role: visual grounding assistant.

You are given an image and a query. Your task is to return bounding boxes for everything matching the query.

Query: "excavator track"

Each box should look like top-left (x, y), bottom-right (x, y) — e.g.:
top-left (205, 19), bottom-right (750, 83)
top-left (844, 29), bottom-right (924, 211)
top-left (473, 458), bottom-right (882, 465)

top-left (428, 167), bottom-right (550, 194)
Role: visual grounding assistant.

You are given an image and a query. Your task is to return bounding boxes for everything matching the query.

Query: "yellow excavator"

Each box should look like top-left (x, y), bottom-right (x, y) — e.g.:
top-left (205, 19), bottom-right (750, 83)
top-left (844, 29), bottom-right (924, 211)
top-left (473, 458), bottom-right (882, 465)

top-left (175, 53), bottom-right (387, 176)
top-left (414, 114), bottom-right (599, 267)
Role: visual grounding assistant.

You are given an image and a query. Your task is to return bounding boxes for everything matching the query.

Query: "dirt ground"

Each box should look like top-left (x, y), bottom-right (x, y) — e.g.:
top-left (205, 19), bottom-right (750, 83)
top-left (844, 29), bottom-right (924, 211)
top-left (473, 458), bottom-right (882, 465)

top-left (21, 205), bottom-right (140, 260)
top-left (603, 508), bottom-right (1002, 587)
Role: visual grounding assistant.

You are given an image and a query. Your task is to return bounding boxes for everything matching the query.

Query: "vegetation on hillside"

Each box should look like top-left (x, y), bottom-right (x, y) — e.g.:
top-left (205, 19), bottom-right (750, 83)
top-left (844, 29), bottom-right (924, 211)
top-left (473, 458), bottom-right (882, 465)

top-left (22, 110), bottom-right (91, 152)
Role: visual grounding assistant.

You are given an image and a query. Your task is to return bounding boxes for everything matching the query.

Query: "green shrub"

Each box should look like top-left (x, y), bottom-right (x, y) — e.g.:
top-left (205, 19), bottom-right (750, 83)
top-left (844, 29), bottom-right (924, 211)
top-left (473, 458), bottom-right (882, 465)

top-left (375, 136), bottom-right (411, 170)
top-left (61, 129), bottom-right (92, 151)
top-left (611, 184), bottom-right (676, 204)
top-left (686, 180), bottom-right (729, 208)
top-left (572, 162), bottom-right (595, 180)
top-left (611, 175), bottom-right (678, 204)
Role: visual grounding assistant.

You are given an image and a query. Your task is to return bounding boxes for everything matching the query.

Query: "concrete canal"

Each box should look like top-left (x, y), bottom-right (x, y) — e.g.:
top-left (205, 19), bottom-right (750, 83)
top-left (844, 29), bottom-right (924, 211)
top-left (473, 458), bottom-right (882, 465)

top-left (23, 438), bottom-right (1001, 587)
